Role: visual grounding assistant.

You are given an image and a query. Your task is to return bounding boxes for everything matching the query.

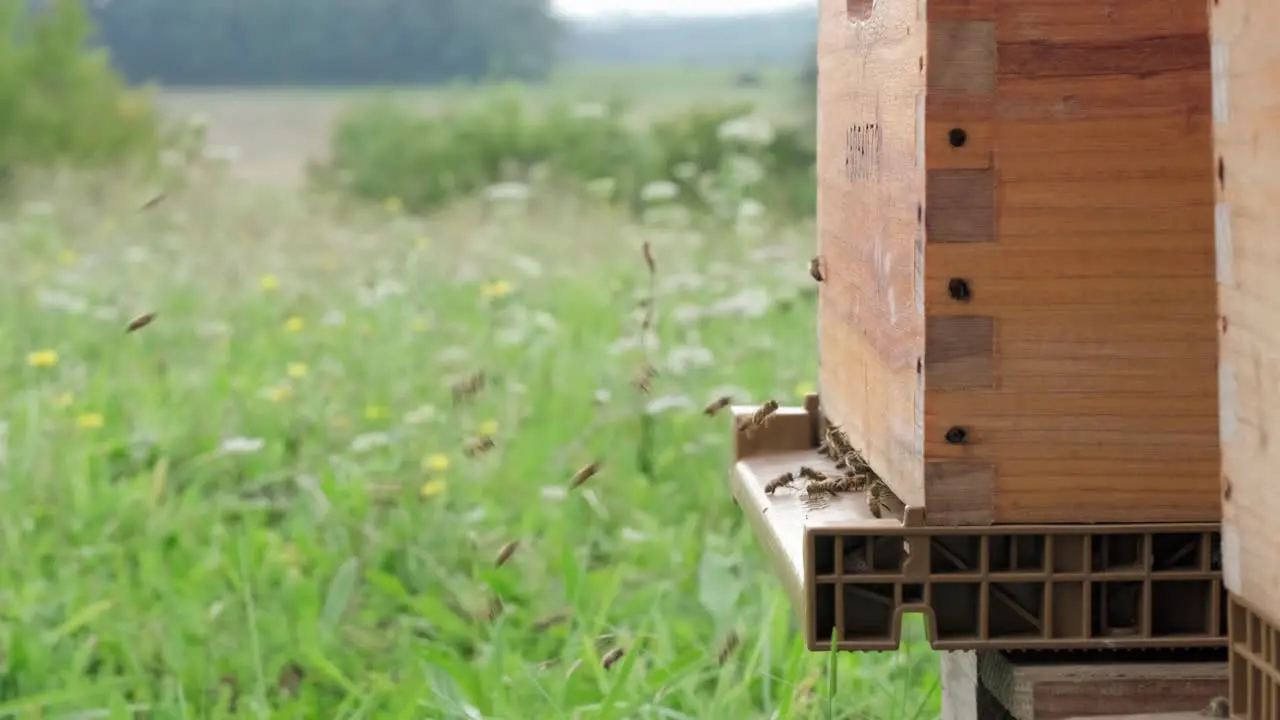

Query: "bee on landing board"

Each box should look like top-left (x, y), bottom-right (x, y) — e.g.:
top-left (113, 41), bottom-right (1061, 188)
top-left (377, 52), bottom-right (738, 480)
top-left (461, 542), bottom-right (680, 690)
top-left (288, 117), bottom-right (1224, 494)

top-left (798, 466), bottom-right (827, 481)
top-left (764, 471), bottom-right (797, 494)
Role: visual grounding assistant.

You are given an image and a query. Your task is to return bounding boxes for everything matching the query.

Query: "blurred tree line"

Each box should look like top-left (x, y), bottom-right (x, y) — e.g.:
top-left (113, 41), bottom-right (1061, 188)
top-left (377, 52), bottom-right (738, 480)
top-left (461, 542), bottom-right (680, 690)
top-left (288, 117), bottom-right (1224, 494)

top-left (82, 0), bottom-right (561, 85)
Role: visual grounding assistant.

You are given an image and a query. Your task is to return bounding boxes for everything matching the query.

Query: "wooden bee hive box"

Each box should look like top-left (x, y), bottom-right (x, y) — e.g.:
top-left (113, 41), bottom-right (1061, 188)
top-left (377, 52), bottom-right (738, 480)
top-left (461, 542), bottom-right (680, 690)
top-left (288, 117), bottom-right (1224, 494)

top-left (1214, 0), bottom-right (1280, 713)
top-left (816, 0), bottom-right (1220, 525)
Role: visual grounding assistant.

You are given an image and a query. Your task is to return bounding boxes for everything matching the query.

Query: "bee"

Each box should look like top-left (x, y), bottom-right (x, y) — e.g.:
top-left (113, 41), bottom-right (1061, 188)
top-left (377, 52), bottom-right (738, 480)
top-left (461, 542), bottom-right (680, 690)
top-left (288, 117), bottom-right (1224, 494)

top-left (633, 363), bottom-right (658, 394)
top-left (1202, 696), bottom-right (1229, 718)
top-left (716, 630), bottom-right (740, 665)
top-left (807, 476), bottom-right (856, 496)
top-left (570, 460), bottom-right (602, 488)
top-left (703, 395), bottom-right (732, 417)
top-left (139, 192), bottom-right (167, 210)
top-left (601, 647), bottom-right (626, 670)
top-left (451, 372), bottom-right (487, 406)
top-left (867, 480), bottom-right (889, 518)
top-left (808, 256), bottom-right (824, 282)
top-left (484, 595), bottom-right (505, 621)
top-left (495, 540), bottom-right (520, 567)
top-left (531, 609), bottom-right (572, 632)
top-left (642, 241), bottom-right (656, 275)
top-left (798, 466), bottom-right (827, 481)
top-left (819, 425), bottom-right (852, 458)
top-left (737, 400), bottom-right (779, 435)
top-left (764, 471), bottom-right (797, 494)
top-left (125, 311), bottom-right (157, 333)
top-left (464, 435), bottom-right (496, 457)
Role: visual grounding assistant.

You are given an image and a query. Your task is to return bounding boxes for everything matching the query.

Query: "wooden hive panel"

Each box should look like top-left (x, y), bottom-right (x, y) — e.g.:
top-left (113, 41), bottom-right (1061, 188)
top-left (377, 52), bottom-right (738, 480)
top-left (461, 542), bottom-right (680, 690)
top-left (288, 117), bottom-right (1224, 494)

top-left (818, 0), bottom-right (1220, 525)
top-left (816, 0), bottom-right (926, 506)
top-left (1214, 0), bottom-right (1280, 626)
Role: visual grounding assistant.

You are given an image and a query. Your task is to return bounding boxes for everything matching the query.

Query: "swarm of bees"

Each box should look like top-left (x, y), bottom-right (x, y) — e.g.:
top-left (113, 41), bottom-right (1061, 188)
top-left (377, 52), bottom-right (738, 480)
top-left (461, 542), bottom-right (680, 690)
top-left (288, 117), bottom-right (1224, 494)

top-left (762, 422), bottom-right (892, 517)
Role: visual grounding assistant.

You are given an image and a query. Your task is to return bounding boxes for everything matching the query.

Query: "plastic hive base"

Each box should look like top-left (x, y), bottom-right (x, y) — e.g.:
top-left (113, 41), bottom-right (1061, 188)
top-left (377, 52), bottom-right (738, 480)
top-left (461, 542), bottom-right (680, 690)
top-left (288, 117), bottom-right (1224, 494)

top-left (730, 398), bottom-right (1227, 653)
top-left (1228, 594), bottom-right (1280, 719)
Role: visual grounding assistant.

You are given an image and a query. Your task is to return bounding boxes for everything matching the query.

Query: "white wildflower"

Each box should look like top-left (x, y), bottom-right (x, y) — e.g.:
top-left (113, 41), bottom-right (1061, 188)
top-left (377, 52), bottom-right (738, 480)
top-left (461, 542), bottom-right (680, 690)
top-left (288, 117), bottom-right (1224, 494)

top-left (717, 115), bottom-right (776, 146)
top-left (350, 432), bottom-right (392, 453)
top-left (639, 180), bottom-right (680, 204)
top-left (220, 436), bottom-right (265, 455)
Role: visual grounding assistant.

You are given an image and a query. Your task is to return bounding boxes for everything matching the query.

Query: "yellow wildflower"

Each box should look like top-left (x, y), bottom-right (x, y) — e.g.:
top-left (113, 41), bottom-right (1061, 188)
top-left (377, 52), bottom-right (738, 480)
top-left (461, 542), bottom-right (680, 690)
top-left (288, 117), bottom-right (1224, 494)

top-left (53, 392), bottom-right (74, 408)
top-left (283, 316), bottom-right (305, 333)
top-left (27, 350), bottom-right (59, 368)
top-left (478, 419), bottom-right (499, 437)
top-left (75, 412), bottom-right (104, 430)
top-left (286, 362), bottom-right (309, 378)
top-left (384, 196), bottom-right (403, 214)
top-left (260, 274), bottom-right (280, 292)
top-left (364, 404), bottom-right (388, 420)
top-left (481, 280), bottom-right (513, 299)
top-left (58, 249), bottom-right (78, 266)
top-left (411, 317), bottom-right (431, 333)
top-left (420, 478), bottom-right (448, 498)
top-left (422, 453), bottom-right (450, 472)
top-left (264, 385), bottom-right (292, 403)
top-left (794, 381), bottom-right (816, 399)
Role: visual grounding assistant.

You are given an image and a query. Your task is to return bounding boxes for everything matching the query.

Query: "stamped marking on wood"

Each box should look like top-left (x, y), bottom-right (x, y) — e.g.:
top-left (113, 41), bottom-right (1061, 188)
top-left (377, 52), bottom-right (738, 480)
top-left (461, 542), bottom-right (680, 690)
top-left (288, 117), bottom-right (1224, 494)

top-left (925, 169), bottom-right (995, 243)
top-left (845, 122), bottom-right (882, 182)
top-left (925, 315), bottom-right (996, 389)
top-left (924, 462), bottom-right (995, 525)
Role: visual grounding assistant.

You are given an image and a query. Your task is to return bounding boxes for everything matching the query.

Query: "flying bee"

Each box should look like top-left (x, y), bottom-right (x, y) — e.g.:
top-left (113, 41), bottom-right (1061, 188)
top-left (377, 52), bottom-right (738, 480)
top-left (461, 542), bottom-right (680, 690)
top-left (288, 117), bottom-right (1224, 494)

top-left (495, 540), bottom-right (520, 567)
top-left (139, 191), bottom-right (168, 210)
top-left (125, 311), bottom-right (157, 333)
top-left (531, 609), bottom-right (572, 632)
top-left (808, 256), bottom-right (824, 282)
top-left (464, 434), bottom-right (496, 457)
top-left (717, 631), bottom-right (740, 665)
top-left (451, 371), bottom-right (487, 405)
top-left (764, 471), bottom-right (797, 494)
top-left (633, 363), bottom-right (658, 394)
top-left (737, 400), bottom-right (779, 435)
top-left (641, 241), bottom-right (656, 275)
top-left (570, 460), bottom-right (602, 488)
top-left (703, 395), bottom-right (732, 417)
top-left (798, 466), bottom-right (827, 481)
top-left (601, 647), bottom-right (626, 671)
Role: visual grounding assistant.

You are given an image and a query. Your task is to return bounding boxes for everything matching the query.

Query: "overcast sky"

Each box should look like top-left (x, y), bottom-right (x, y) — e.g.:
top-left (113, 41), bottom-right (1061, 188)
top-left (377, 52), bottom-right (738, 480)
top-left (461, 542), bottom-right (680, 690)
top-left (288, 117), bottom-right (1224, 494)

top-left (555, 0), bottom-right (811, 18)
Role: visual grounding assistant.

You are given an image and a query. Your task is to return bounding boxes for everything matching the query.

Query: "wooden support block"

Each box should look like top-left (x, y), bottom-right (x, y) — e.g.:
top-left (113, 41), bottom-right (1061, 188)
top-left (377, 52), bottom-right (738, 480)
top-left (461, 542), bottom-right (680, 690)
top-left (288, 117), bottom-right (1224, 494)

top-left (941, 651), bottom-right (1228, 719)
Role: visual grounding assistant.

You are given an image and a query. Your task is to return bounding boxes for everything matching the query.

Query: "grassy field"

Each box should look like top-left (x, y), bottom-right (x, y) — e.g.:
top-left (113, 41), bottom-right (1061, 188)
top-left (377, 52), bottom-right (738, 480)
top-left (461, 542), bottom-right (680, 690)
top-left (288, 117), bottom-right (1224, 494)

top-left (0, 67), bottom-right (940, 718)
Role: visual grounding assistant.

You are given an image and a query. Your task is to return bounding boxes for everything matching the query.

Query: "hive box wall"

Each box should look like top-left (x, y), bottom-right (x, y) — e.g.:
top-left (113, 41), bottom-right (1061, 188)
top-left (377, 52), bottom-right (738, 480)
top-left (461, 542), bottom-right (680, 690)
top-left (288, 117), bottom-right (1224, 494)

top-left (816, 0), bottom-right (926, 507)
top-left (819, 0), bottom-right (1220, 524)
top-left (1214, 0), bottom-right (1280, 625)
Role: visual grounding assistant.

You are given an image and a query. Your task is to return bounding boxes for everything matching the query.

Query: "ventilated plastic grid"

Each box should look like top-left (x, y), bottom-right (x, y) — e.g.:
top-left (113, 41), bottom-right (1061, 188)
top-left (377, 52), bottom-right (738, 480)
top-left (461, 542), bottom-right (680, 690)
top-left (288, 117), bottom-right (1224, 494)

top-left (1228, 594), bottom-right (1280, 719)
top-left (807, 525), bottom-right (1227, 651)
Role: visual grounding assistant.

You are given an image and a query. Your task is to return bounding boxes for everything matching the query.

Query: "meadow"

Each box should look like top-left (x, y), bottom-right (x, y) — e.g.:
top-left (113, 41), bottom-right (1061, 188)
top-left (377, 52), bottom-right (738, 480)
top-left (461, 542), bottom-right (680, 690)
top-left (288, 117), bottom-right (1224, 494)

top-left (0, 66), bottom-right (940, 718)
